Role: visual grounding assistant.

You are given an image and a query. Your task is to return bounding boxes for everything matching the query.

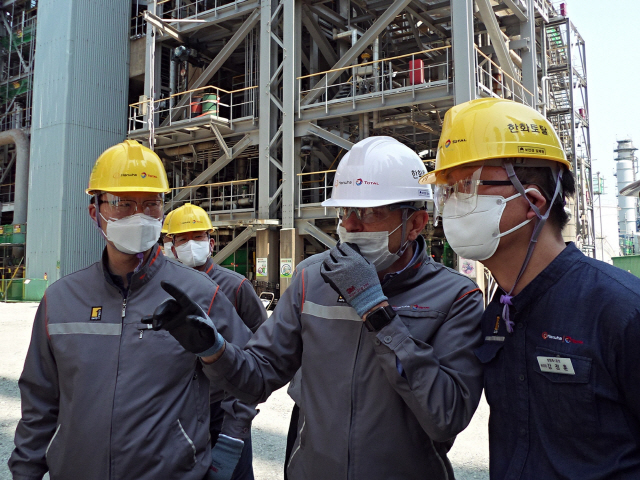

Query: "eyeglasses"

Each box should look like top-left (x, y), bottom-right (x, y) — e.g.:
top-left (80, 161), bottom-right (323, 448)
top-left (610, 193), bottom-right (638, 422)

top-left (435, 168), bottom-right (512, 218)
top-left (98, 194), bottom-right (164, 219)
top-left (336, 203), bottom-right (421, 224)
top-left (173, 232), bottom-right (209, 246)
top-left (336, 206), bottom-right (397, 224)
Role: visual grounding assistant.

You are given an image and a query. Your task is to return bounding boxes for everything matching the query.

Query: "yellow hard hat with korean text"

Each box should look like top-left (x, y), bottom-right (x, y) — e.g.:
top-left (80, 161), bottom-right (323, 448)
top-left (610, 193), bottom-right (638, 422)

top-left (419, 98), bottom-right (570, 184)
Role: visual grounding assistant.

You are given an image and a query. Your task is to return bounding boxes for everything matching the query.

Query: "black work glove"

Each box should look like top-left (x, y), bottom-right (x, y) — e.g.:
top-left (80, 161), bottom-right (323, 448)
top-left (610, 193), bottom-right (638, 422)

top-left (320, 242), bottom-right (387, 317)
top-left (142, 281), bottom-right (225, 357)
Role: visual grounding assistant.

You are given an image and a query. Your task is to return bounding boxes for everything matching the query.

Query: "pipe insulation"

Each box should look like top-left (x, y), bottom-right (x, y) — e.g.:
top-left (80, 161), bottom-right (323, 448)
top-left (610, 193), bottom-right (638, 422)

top-left (0, 129), bottom-right (29, 224)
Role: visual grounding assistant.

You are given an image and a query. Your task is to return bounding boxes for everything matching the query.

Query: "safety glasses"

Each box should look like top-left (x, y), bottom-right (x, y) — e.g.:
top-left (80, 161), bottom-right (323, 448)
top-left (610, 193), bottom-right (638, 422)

top-left (336, 203), bottom-right (418, 224)
top-left (434, 167), bottom-right (512, 218)
top-left (97, 193), bottom-right (164, 220)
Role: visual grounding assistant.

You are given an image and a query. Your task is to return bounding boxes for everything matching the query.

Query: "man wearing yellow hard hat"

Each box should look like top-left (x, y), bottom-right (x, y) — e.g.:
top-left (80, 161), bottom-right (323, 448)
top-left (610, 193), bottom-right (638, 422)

top-left (161, 209), bottom-right (177, 260)
top-left (166, 202), bottom-right (266, 480)
top-left (9, 140), bottom-right (254, 480)
top-left (421, 98), bottom-right (640, 479)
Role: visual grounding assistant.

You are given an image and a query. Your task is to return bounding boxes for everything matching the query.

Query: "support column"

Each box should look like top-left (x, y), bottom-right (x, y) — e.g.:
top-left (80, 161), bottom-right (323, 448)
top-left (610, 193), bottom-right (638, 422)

top-left (451, 0), bottom-right (475, 104)
top-left (279, 227), bottom-right (304, 293)
top-left (520, 0), bottom-right (537, 107)
top-left (256, 228), bottom-right (279, 287)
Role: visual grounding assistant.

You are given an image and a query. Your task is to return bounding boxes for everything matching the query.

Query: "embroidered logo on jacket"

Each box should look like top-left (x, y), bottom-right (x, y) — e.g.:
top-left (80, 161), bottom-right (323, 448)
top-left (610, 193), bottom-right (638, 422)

top-left (90, 307), bottom-right (102, 321)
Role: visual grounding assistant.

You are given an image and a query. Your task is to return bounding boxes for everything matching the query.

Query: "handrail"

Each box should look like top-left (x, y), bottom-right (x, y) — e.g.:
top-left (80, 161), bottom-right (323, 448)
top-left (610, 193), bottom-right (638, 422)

top-left (129, 84), bottom-right (259, 108)
top-left (474, 45), bottom-right (534, 98)
top-left (170, 178), bottom-right (258, 191)
top-left (297, 46), bottom-right (451, 80)
top-left (297, 169), bottom-right (336, 176)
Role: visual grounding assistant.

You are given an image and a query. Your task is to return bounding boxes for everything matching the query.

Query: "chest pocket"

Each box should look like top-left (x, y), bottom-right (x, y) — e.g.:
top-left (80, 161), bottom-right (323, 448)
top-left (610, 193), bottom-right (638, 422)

top-left (533, 346), bottom-right (597, 436)
top-left (395, 309), bottom-right (445, 340)
top-left (475, 340), bottom-right (509, 412)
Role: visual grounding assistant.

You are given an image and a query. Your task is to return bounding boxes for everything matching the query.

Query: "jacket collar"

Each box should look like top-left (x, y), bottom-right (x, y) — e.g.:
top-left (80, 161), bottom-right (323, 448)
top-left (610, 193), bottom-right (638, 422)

top-left (202, 257), bottom-right (216, 276)
top-left (100, 243), bottom-right (166, 295)
top-left (381, 235), bottom-right (429, 297)
top-left (495, 242), bottom-right (582, 313)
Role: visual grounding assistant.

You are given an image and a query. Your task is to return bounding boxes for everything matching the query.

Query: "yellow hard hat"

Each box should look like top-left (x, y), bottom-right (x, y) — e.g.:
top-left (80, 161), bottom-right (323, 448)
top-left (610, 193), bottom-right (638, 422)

top-left (419, 98), bottom-right (570, 184)
top-left (86, 139), bottom-right (170, 194)
top-left (161, 210), bottom-right (175, 234)
top-left (167, 203), bottom-right (213, 235)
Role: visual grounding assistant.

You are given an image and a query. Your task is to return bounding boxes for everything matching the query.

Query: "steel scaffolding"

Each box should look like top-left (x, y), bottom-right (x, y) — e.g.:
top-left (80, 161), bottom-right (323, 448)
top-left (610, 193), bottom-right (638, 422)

top-left (125, 0), bottom-right (594, 292)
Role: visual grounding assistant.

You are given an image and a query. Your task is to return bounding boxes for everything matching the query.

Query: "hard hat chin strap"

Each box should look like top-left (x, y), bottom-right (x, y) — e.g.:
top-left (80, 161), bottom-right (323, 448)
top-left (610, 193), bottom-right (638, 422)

top-left (392, 209), bottom-right (416, 257)
top-left (499, 162), bottom-right (563, 333)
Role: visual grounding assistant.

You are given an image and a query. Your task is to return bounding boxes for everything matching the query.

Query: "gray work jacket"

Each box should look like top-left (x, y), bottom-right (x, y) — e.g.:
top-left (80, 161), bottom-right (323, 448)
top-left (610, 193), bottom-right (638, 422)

top-left (9, 245), bottom-right (253, 480)
top-left (205, 237), bottom-right (485, 480)
top-left (201, 258), bottom-right (267, 333)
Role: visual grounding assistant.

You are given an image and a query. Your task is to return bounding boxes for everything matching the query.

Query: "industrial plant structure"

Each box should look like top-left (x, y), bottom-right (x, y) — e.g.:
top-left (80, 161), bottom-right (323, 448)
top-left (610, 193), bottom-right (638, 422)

top-left (0, 0), bottom-right (594, 300)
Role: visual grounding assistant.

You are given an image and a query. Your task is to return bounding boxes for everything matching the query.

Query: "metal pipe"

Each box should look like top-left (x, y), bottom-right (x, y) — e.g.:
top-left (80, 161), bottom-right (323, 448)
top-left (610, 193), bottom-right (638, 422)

top-left (373, 37), bottom-right (380, 92)
top-left (0, 129), bottom-right (29, 224)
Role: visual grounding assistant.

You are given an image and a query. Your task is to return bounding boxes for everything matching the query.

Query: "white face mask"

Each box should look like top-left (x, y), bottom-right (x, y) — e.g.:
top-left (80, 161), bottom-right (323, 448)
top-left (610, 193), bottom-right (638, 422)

top-left (442, 189), bottom-right (539, 261)
top-left (163, 241), bottom-right (176, 260)
top-left (101, 213), bottom-right (162, 255)
top-left (174, 239), bottom-right (211, 267)
top-left (337, 220), bottom-right (405, 272)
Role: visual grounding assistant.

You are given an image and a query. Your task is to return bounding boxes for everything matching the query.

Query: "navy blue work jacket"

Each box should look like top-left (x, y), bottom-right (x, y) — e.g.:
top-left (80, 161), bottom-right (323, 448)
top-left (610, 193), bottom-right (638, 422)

top-left (476, 243), bottom-right (640, 480)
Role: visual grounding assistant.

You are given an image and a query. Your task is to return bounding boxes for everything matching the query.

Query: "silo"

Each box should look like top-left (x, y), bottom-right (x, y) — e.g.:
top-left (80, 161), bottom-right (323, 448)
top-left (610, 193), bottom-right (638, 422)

top-left (614, 139), bottom-right (638, 254)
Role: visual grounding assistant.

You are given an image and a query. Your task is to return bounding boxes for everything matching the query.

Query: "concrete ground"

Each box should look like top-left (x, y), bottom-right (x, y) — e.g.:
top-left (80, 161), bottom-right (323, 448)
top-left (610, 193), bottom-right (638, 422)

top-left (0, 302), bottom-right (489, 479)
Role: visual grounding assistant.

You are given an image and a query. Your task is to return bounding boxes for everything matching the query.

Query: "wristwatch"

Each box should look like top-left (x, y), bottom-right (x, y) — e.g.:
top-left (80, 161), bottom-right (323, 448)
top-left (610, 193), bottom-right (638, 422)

top-left (364, 305), bottom-right (396, 332)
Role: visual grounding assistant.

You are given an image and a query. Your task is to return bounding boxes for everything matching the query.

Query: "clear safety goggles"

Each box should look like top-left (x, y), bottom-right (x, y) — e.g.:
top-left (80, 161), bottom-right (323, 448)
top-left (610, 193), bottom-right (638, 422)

top-left (97, 193), bottom-right (164, 220)
top-left (434, 167), bottom-right (513, 219)
top-left (336, 203), bottom-right (422, 224)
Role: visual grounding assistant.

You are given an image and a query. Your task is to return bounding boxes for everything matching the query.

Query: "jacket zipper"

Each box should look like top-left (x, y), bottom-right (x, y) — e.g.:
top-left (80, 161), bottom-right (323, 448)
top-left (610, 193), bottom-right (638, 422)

top-left (347, 328), bottom-right (364, 480)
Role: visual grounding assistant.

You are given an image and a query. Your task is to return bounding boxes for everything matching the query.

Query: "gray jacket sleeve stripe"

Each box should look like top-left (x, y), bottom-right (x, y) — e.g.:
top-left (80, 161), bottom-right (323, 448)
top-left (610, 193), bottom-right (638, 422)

top-left (47, 323), bottom-right (122, 336)
top-left (303, 301), bottom-right (361, 322)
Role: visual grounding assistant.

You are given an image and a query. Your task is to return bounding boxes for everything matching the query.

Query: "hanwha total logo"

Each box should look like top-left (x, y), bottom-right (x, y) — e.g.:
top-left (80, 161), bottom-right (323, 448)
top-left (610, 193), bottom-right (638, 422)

top-left (141, 172), bottom-right (147, 178)
top-left (355, 178), bottom-right (363, 186)
top-left (444, 139), bottom-right (451, 148)
top-left (542, 332), bottom-right (548, 340)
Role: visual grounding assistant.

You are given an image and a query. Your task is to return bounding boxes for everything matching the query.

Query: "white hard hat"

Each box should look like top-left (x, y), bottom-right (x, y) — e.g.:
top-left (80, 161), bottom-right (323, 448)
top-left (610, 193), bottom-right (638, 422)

top-left (322, 136), bottom-right (433, 208)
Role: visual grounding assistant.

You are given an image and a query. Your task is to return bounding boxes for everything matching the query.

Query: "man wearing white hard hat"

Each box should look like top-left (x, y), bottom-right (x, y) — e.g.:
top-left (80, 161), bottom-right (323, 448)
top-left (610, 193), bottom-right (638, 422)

top-left (146, 136), bottom-right (485, 480)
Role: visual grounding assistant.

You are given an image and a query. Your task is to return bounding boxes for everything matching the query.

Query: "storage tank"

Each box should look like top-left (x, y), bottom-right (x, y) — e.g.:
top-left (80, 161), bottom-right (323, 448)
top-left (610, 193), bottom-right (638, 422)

top-left (614, 139), bottom-right (638, 254)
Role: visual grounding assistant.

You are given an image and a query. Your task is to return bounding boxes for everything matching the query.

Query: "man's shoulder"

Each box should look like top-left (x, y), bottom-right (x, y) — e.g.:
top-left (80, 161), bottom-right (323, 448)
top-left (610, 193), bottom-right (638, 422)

top-left (211, 264), bottom-right (247, 287)
top-left (46, 261), bottom-right (102, 295)
top-left (572, 254), bottom-right (640, 301)
top-left (295, 250), bottom-right (330, 275)
top-left (160, 258), bottom-right (219, 289)
top-left (416, 257), bottom-right (480, 295)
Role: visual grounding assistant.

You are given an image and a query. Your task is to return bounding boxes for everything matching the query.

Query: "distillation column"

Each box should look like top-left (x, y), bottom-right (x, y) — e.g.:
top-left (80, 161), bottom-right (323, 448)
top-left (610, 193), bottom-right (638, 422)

top-left (615, 139), bottom-right (638, 254)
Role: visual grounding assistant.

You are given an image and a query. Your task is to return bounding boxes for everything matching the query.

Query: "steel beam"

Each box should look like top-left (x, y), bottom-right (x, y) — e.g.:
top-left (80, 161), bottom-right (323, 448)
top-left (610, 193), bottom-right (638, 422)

top-left (296, 220), bottom-right (337, 247)
top-left (159, 0), bottom-right (261, 37)
top-left (161, 9), bottom-right (260, 126)
top-left (301, 0), bottom-right (413, 106)
top-left (281, 0), bottom-right (298, 229)
top-left (166, 134), bottom-right (253, 208)
top-left (502, 0), bottom-right (527, 21)
top-left (475, 0), bottom-right (519, 82)
top-left (301, 6), bottom-right (338, 65)
top-left (406, 3), bottom-right (448, 39)
top-left (519, 0), bottom-right (537, 106)
top-left (211, 225), bottom-right (257, 264)
top-left (304, 123), bottom-right (354, 151)
top-left (451, 0), bottom-right (474, 103)
top-left (297, 85), bottom-right (452, 122)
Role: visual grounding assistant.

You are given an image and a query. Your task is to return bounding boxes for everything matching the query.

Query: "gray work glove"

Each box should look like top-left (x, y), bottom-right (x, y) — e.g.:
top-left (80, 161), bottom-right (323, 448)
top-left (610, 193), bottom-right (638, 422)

top-left (142, 281), bottom-right (225, 357)
top-left (320, 242), bottom-right (388, 317)
top-left (206, 434), bottom-right (244, 480)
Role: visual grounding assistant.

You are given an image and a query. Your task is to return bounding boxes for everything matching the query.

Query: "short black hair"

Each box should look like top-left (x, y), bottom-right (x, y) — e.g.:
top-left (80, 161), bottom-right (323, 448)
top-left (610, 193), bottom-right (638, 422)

top-left (514, 165), bottom-right (575, 230)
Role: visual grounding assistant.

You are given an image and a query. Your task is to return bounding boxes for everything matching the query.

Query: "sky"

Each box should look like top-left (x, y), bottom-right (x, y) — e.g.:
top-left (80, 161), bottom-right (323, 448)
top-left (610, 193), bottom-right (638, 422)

top-left (567, 0), bottom-right (640, 205)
